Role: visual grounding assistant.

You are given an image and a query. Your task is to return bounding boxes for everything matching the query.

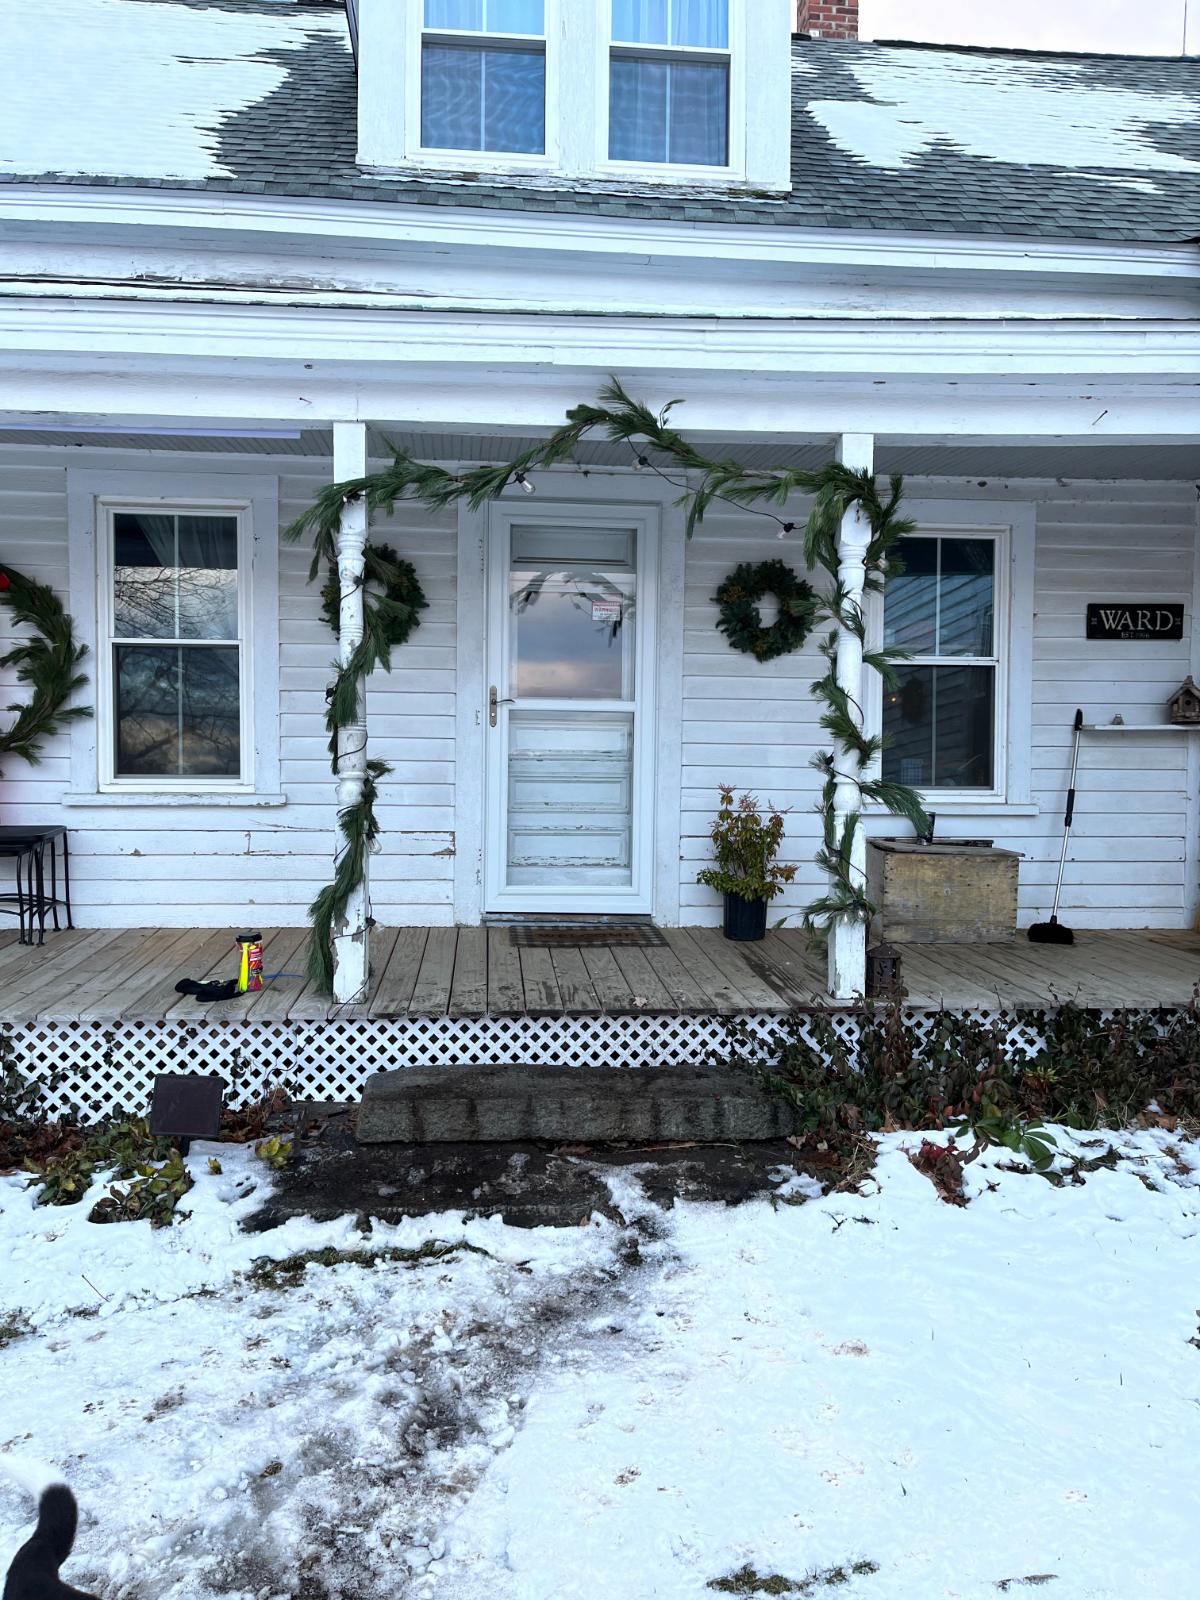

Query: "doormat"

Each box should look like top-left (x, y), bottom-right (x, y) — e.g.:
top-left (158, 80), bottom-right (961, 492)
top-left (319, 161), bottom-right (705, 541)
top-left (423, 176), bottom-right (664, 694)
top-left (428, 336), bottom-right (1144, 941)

top-left (508, 925), bottom-right (667, 949)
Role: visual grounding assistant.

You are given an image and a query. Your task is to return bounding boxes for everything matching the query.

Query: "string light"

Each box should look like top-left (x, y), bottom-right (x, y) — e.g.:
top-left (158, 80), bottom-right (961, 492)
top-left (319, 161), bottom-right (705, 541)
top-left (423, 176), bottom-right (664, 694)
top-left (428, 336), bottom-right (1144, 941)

top-left (514, 469), bottom-right (535, 494)
top-left (623, 439), bottom-right (800, 535)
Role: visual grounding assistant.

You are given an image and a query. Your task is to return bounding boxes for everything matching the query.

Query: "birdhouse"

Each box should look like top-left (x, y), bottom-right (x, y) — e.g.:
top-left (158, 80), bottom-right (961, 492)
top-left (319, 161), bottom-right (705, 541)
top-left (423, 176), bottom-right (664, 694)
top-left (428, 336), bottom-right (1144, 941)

top-left (1168, 676), bottom-right (1200, 725)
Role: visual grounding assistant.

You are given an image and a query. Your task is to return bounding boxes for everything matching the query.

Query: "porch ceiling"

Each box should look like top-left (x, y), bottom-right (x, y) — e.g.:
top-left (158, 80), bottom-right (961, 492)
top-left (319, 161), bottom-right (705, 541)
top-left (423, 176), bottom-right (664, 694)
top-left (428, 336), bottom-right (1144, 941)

top-left (1, 427), bottom-right (1198, 483)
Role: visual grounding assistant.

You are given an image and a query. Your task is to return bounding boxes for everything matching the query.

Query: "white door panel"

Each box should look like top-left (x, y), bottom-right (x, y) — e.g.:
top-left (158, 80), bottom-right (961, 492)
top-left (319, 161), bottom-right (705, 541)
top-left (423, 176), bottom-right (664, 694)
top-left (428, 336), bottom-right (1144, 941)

top-left (484, 506), bottom-right (657, 914)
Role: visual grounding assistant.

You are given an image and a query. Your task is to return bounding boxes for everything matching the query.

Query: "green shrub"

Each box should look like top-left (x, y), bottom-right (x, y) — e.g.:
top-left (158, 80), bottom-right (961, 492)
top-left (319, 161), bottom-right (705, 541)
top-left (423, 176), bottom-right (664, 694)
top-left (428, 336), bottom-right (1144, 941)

top-left (697, 786), bottom-right (797, 903)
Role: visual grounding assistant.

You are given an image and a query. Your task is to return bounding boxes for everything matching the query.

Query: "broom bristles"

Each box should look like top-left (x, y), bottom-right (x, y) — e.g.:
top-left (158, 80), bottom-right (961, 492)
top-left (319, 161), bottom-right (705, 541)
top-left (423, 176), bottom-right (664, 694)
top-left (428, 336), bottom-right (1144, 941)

top-left (1028, 918), bottom-right (1074, 945)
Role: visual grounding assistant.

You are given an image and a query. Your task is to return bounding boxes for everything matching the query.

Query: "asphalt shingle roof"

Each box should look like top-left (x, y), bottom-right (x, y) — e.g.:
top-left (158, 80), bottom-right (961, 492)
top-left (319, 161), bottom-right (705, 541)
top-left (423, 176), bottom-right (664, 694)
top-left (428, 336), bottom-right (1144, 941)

top-left (4, 0), bottom-right (1200, 245)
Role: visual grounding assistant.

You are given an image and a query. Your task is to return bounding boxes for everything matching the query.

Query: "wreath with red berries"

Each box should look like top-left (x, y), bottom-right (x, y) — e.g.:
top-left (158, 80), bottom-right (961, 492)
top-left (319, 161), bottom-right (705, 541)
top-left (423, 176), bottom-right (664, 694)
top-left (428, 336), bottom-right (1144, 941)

top-left (0, 563), bottom-right (92, 774)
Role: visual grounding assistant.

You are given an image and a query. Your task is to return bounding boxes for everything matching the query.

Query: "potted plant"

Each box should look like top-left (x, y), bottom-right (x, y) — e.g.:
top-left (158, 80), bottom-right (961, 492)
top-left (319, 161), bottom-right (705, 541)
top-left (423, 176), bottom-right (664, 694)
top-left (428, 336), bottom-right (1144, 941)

top-left (696, 786), bottom-right (797, 941)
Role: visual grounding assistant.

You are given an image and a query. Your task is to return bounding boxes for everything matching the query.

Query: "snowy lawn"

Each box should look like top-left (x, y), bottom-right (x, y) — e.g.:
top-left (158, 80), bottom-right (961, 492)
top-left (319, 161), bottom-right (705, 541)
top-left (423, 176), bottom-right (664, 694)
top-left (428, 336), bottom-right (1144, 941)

top-left (1, 1129), bottom-right (1199, 1600)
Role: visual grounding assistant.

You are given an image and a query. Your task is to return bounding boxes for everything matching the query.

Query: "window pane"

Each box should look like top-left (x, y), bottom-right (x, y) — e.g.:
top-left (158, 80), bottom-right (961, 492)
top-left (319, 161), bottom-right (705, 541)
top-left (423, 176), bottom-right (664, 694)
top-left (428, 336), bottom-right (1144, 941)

top-left (425, 0), bottom-right (543, 30)
top-left (883, 536), bottom-right (936, 655)
top-left (115, 645), bottom-right (240, 778)
top-left (609, 57), bottom-right (727, 164)
top-left (113, 512), bottom-right (238, 641)
top-left (613, 0), bottom-right (667, 41)
top-left (612, 0), bottom-right (727, 46)
top-left (113, 511), bottom-right (177, 639)
top-left (882, 664), bottom-right (994, 790)
top-left (510, 565), bottom-right (636, 700)
top-left (422, 43), bottom-right (545, 153)
top-left (938, 537), bottom-right (994, 656)
top-left (667, 61), bottom-right (728, 164)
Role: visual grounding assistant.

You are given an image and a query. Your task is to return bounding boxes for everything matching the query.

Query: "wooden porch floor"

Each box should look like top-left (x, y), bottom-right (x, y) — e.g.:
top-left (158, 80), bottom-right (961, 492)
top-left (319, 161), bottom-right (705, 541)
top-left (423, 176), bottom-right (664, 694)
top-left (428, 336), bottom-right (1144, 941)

top-left (0, 925), bottom-right (1198, 1024)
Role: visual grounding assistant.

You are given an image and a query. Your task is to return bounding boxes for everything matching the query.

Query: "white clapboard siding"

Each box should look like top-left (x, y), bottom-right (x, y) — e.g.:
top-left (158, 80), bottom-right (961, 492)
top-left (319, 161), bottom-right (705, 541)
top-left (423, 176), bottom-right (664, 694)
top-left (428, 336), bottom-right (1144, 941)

top-left (681, 479), bottom-right (1198, 931)
top-left (0, 447), bottom-right (458, 928)
top-left (3, 448), bottom-right (1196, 936)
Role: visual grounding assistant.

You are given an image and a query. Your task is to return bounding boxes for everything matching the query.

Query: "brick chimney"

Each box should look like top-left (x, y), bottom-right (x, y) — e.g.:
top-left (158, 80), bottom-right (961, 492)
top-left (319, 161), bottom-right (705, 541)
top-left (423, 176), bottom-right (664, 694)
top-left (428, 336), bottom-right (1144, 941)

top-left (795, 0), bottom-right (859, 38)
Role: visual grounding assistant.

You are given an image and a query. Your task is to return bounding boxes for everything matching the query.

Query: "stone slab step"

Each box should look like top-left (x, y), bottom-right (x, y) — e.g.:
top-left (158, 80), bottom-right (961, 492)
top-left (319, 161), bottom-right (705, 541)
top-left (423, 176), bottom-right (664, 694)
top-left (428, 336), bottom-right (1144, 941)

top-left (356, 1065), bottom-right (796, 1146)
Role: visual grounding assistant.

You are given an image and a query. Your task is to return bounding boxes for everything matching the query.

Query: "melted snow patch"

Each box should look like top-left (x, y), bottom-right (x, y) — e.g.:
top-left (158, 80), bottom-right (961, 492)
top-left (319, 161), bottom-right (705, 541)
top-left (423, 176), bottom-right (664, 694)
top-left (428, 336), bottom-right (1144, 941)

top-left (808, 47), bottom-right (1200, 184)
top-left (0, 0), bottom-right (348, 181)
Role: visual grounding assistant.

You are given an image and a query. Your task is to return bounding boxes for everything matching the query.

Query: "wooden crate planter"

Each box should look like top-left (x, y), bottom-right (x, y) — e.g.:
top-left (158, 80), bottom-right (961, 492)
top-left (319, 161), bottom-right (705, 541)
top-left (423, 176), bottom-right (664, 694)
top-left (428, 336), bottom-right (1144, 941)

top-left (867, 840), bottom-right (1020, 945)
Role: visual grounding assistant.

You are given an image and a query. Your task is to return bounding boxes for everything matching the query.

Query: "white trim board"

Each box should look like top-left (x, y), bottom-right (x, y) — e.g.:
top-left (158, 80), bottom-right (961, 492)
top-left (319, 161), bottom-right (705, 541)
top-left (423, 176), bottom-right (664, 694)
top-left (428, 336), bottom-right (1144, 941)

top-left (66, 467), bottom-right (282, 804)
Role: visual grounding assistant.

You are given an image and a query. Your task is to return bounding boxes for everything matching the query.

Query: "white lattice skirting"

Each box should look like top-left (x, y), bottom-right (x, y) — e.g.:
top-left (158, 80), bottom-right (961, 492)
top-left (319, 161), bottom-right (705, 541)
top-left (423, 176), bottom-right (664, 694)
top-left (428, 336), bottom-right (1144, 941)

top-left (2, 1008), bottom-right (1103, 1123)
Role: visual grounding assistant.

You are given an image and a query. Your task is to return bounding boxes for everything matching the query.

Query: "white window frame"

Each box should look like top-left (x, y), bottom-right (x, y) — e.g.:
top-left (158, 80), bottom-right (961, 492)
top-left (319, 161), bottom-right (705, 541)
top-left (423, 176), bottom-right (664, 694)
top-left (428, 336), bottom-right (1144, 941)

top-left (406, 0), bottom-right (559, 174)
top-left (864, 502), bottom-right (1035, 813)
top-left (65, 470), bottom-right (282, 807)
top-left (598, 0), bottom-right (744, 182)
top-left (356, 0), bottom-right (790, 190)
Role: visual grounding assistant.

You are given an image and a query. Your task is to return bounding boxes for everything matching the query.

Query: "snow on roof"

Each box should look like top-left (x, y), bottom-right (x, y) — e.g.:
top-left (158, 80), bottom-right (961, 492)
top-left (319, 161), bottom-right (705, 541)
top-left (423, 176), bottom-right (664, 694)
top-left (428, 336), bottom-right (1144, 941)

top-left (0, 0), bottom-right (349, 183)
top-left (803, 44), bottom-right (1200, 180)
top-left (2, 4), bottom-right (1200, 245)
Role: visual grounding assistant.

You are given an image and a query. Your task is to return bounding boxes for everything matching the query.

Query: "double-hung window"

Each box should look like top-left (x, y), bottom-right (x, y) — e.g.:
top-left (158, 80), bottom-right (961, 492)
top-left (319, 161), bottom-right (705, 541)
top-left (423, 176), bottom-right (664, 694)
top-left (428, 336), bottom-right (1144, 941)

top-left (420, 1), bottom-right (547, 155)
top-left (882, 533), bottom-right (1003, 793)
top-left (609, 0), bottom-right (731, 168)
top-left (101, 505), bottom-right (248, 786)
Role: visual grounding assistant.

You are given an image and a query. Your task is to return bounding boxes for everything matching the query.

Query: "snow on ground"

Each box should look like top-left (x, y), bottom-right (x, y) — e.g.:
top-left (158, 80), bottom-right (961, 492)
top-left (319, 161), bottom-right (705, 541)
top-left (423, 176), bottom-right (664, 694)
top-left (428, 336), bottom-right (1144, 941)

top-left (2, 1129), bottom-right (1199, 1599)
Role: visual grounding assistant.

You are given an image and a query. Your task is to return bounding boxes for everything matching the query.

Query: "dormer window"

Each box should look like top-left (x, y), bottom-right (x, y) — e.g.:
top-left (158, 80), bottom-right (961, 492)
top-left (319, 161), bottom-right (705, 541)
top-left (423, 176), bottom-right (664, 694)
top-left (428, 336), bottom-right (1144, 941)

top-left (609, 1), bottom-right (730, 168)
top-left (356, 0), bottom-right (789, 192)
top-left (421, 1), bottom-right (547, 154)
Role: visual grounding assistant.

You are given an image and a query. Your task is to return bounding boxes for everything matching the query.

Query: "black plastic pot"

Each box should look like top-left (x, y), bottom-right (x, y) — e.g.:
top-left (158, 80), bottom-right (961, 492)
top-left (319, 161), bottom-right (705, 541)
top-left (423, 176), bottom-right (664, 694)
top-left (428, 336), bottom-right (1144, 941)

top-left (722, 892), bottom-right (768, 942)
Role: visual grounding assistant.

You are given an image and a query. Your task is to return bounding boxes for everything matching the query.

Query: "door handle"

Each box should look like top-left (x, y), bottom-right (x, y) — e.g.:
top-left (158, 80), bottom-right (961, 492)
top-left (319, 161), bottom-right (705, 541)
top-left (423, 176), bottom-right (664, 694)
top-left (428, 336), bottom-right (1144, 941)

top-left (488, 685), bottom-right (515, 727)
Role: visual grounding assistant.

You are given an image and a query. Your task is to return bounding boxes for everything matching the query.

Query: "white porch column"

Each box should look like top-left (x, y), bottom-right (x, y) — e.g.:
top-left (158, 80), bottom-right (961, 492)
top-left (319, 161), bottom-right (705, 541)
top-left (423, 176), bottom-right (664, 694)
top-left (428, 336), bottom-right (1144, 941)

top-left (331, 421), bottom-right (371, 1003)
top-left (827, 432), bottom-right (875, 1001)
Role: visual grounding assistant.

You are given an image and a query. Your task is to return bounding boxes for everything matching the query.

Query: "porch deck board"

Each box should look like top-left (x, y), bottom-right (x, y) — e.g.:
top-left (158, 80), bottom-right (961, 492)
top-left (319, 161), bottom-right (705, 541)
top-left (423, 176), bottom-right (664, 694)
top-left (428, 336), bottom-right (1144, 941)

top-left (370, 927), bottom-right (431, 1018)
top-left (548, 947), bottom-right (601, 1015)
top-left (0, 926), bottom-right (1195, 1024)
top-left (407, 928), bottom-right (458, 1015)
top-left (516, 944), bottom-right (562, 1015)
top-left (607, 944), bottom-right (676, 1013)
top-left (661, 927), bottom-right (755, 1013)
top-left (485, 927), bottom-right (525, 1015)
top-left (447, 927), bottom-right (488, 1019)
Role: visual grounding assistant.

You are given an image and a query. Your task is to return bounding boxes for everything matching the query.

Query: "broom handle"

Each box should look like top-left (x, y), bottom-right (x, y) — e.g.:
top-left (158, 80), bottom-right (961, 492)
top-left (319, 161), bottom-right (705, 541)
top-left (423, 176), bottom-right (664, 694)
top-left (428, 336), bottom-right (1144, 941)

top-left (1050, 709), bottom-right (1084, 920)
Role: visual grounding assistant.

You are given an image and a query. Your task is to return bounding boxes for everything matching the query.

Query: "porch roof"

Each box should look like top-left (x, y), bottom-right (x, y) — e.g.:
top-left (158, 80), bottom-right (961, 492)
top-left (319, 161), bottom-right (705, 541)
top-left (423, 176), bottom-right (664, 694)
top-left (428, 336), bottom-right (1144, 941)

top-left (1, 925), bottom-right (1196, 1023)
top-left (3, 426), bottom-right (1200, 485)
top-left (4, 9), bottom-right (1200, 245)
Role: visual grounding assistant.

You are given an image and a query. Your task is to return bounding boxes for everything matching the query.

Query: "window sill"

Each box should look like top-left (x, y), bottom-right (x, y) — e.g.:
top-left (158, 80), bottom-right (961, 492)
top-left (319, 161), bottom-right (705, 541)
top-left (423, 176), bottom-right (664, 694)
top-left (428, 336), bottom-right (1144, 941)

top-left (62, 791), bottom-right (287, 809)
top-left (865, 800), bottom-right (1039, 819)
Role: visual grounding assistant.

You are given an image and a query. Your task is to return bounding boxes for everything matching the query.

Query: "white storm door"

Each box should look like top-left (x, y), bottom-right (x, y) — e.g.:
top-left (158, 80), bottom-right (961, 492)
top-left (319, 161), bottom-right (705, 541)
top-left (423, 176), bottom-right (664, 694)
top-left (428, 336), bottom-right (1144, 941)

top-left (483, 505), bottom-right (657, 914)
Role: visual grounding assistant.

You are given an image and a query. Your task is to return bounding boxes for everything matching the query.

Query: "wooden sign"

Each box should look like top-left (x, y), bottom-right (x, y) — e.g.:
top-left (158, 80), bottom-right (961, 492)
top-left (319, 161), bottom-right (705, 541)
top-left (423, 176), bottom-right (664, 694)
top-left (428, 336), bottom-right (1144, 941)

top-left (1085, 603), bottom-right (1183, 641)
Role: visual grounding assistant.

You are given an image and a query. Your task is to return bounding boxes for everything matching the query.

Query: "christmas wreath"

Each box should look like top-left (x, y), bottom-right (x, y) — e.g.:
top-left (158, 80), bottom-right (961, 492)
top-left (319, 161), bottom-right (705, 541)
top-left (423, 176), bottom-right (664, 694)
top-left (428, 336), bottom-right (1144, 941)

top-left (712, 559), bottom-right (818, 662)
top-left (0, 563), bottom-right (91, 774)
top-left (320, 541), bottom-right (428, 659)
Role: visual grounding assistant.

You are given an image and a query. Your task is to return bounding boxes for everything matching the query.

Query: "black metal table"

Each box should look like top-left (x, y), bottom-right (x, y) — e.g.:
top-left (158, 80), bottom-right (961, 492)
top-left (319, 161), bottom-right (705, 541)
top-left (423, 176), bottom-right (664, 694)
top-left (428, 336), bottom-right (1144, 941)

top-left (0, 826), bottom-right (73, 945)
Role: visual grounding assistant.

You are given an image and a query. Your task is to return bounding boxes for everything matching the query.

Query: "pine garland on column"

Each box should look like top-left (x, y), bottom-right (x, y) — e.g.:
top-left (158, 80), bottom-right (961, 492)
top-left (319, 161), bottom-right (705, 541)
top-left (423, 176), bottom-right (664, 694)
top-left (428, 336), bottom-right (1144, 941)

top-left (285, 382), bottom-right (926, 963)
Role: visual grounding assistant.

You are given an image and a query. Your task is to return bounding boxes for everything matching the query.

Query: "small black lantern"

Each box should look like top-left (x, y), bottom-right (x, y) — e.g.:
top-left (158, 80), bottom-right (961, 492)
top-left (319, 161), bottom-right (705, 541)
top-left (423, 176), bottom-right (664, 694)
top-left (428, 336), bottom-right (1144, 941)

top-left (865, 942), bottom-right (905, 1000)
top-left (150, 1072), bottom-right (224, 1156)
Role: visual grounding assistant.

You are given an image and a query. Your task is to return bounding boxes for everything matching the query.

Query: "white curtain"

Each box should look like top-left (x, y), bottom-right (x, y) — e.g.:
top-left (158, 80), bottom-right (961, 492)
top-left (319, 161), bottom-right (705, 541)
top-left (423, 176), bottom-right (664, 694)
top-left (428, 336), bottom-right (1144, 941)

top-left (611, 0), bottom-right (727, 46)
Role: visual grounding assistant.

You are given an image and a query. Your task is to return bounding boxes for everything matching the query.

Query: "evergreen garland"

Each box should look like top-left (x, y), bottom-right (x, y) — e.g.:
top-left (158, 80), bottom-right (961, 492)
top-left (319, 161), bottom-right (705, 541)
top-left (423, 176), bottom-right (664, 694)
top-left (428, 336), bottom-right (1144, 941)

top-left (286, 379), bottom-right (929, 978)
top-left (712, 559), bottom-right (818, 661)
top-left (0, 563), bottom-right (91, 775)
top-left (296, 532), bottom-right (427, 993)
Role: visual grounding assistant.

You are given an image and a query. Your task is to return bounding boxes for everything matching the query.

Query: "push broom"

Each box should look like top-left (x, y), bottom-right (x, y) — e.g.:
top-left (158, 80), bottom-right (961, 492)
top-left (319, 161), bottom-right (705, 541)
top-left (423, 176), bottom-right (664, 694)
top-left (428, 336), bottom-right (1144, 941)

top-left (1029, 707), bottom-right (1083, 945)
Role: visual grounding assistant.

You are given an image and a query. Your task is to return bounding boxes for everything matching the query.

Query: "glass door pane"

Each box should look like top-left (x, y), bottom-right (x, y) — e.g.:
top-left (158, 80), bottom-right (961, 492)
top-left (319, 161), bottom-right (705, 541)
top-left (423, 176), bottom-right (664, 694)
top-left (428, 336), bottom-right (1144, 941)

top-left (504, 526), bottom-right (638, 889)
